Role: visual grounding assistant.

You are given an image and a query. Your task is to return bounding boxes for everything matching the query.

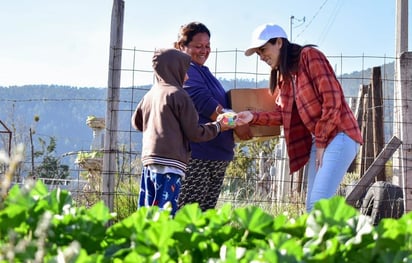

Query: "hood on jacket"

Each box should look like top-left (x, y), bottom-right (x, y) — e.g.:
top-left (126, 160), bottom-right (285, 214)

top-left (152, 48), bottom-right (191, 87)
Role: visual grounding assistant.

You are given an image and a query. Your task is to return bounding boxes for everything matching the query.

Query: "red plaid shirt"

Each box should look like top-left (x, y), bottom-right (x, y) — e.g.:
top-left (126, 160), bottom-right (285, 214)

top-left (251, 47), bottom-right (363, 173)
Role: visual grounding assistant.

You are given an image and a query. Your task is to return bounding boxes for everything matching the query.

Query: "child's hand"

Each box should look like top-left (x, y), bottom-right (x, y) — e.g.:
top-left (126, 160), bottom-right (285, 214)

top-left (217, 111), bottom-right (237, 131)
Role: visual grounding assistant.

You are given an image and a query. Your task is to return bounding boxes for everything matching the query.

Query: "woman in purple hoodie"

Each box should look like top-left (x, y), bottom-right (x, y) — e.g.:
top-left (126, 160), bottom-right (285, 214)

top-left (174, 22), bottom-right (252, 211)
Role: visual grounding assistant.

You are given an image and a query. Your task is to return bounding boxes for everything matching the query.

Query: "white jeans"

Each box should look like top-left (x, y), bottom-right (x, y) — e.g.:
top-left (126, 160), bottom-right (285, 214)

top-left (306, 132), bottom-right (360, 212)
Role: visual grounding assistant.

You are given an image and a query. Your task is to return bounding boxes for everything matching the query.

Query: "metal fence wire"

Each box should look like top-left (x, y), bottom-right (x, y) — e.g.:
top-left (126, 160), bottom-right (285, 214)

top-left (3, 47), bottom-right (410, 223)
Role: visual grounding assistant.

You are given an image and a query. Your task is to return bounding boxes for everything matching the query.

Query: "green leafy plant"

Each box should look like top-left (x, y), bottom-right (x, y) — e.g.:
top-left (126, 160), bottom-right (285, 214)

top-left (1, 147), bottom-right (412, 262)
top-left (33, 136), bottom-right (69, 184)
top-left (1, 177), bottom-right (412, 262)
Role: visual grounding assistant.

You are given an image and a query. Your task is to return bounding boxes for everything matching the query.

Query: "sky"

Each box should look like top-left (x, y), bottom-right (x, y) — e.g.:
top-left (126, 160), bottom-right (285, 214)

top-left (1, 0), bottom-right (410, 88)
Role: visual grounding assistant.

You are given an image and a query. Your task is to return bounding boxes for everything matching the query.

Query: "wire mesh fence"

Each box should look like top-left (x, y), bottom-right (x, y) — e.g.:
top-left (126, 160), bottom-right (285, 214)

top-left (1, 47), bottom-right (409, 223)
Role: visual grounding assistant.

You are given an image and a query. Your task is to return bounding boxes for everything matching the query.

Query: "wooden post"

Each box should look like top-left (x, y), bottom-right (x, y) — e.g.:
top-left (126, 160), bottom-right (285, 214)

top-left (393, 52), bottom-right (412, 213)
top-left (359, 93), bottom-right (367, 175)
top-left (348, 84), bottom-right (368, 173)
top-left (393, 0), bottom-right (411, 214)
top-left (371, 67), bottom-right (386, 181)
top-left (395, 0), bottom-right (408, 54)
top-left (102, 0), bottom-right (124, 213)
top-left (355, 85), bottom-right (369, 129)
top-left (360, 86), bottom-right (374, 176)
top-left (365, 85), bottom-right (375, 172)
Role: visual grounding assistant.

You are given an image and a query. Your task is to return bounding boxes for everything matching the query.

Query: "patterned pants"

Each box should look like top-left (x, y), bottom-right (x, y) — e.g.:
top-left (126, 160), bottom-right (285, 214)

top-left (178, 159), bottom-right (229, 211)
top-left (138, 166), bottom-right (181, 216)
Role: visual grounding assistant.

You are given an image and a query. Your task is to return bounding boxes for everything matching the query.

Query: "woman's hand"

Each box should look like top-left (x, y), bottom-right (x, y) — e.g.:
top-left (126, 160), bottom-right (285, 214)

top-left (234, 124), bottom-right (253, 140)
top-left (316, 147), bottom-right (325, 170)
top-left (235, 111), bottom-right (253, 125)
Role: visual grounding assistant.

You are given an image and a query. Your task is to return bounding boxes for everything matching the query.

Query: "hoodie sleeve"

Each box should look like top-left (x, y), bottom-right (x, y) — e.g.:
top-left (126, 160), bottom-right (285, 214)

top-left (131, 99), bottom-right (144, 131)
top-left (173, 90), bottom-right (219, 142)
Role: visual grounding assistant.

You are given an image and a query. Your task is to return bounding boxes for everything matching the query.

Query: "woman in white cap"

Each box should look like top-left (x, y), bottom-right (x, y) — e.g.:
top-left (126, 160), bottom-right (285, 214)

top-left (236, 23), bottom-right (363, 212)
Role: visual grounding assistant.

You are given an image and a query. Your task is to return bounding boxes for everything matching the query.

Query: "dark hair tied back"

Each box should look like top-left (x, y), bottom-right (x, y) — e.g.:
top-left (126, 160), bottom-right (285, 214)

top-left (174, 22), bottom-right (211, 49)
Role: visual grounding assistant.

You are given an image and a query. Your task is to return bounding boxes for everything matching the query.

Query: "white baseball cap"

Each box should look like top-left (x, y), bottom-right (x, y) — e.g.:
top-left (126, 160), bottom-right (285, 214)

top-left (244, 23), bottom-right (288, 56)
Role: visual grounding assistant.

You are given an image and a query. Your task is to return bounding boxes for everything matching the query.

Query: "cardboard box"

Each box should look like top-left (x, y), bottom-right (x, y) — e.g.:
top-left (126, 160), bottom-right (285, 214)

top-left (228, 88), bottom-right (280, 141)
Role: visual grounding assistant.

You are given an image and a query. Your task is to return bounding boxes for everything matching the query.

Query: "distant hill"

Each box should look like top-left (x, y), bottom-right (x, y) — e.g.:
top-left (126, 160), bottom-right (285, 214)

top-left (0, 85), bottom-right (148, 172)
top-left (338, 62), bottom-right (395, 98)
top-left (0, 63), bottom-right (395, 176)
top-left (0, 81), bottom-right (270, 159)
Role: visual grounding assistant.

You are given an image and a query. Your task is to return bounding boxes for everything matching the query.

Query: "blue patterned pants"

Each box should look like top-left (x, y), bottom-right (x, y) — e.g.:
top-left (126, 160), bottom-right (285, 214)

top-left (138, 166), bottom-right (181, 216)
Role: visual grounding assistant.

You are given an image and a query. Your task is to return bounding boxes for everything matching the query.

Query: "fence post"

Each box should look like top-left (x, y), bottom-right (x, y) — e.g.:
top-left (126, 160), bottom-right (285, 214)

top-left (348, 85), bottom-right (368, 173)
top-left (361, 86), bottom-right (374, 175)
top-left (102, 0), bottom-right (124, 213)
top-left (393, 52), bottom-right (412, 213)
top-left (371, 67), bottom-right (385, 181)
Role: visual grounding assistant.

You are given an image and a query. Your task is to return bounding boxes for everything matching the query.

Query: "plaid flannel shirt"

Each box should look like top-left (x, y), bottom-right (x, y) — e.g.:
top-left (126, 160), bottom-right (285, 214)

top-left (251, 47), bottom-right (363, 173)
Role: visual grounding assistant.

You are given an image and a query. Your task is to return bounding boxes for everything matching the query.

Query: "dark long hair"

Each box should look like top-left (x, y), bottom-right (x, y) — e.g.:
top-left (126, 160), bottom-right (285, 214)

top-left (269, 38), bottom-right (315, 94)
